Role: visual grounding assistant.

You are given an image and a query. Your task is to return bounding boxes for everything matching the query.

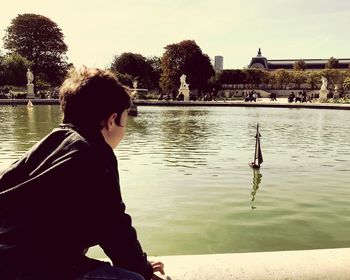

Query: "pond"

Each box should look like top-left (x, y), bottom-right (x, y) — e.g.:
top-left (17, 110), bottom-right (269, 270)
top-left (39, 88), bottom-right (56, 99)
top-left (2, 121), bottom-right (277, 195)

top-left (0, 105), bottom-right (350, 258)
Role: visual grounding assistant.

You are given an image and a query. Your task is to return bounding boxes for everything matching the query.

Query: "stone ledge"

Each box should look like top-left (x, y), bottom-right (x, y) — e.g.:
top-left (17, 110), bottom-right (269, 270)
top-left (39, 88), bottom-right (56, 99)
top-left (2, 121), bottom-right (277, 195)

top-left (106, 248), bottom-right (350, 280)
top-left (1, 98), bottom-right (349, 110)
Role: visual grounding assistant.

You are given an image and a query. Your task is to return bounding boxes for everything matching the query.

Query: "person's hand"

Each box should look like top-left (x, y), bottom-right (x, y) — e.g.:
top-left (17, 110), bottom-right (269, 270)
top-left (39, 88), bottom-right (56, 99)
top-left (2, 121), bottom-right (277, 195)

top-left (150, 260), bottom-right (165, 275)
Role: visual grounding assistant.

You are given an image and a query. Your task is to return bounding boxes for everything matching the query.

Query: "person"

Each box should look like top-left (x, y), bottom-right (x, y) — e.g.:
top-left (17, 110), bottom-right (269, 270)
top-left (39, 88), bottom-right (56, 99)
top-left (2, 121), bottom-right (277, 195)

top-left (176, 92), bottom-right (184, 101)
top-left (288, 93), bottom-right (294, 103)
top-left (252, 91), bottom-right (258, 102)
top-left (0, 66), bottom-right (164, 280)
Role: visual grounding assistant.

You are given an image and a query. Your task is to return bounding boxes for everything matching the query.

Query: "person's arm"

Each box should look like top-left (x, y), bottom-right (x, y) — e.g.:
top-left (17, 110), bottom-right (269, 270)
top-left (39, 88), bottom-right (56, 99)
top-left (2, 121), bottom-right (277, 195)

top-left (98, 198), bottom-right (154, 280)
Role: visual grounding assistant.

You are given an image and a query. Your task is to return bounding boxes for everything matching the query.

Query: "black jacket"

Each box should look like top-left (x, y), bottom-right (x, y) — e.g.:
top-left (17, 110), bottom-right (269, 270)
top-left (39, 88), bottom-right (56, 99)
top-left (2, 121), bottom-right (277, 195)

top-left (0, 125), bottom-right (153, 280)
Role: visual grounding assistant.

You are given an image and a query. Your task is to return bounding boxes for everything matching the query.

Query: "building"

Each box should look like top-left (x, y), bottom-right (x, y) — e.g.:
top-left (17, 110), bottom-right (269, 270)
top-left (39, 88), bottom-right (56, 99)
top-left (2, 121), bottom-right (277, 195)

top-left (214, 56), bottom-right (224, 71)
top-left (248, 48), bottom-right (350, 71)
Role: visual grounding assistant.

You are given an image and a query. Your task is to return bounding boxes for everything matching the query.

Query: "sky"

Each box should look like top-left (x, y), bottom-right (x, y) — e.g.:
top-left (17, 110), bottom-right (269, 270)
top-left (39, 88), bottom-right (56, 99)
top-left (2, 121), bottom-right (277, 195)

top-left (0, 0), bottom-right (349, 69)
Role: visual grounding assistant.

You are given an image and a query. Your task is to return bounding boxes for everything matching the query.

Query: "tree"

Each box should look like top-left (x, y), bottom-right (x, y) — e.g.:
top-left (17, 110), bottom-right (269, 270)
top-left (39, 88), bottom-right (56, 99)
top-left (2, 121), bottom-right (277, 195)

top-left (110, 52), bottom-right (155, 89)
top-left (291, 71), bottom-right (307, 89)
top-left (274, 69), bottom-right (291, 89)
top-left (321, 69), bottom-right (341, 87)
top-left (343, 77), bottom-right (350, 91)
top-left (306, 71), bottom-right (321, 90)
top-left (146, 56), bottom-right (162, 90)
top-left (325, 57), bottom-right (339, 69)
top-left (3, 13), bottom-right (68, 85)
top-left (244, 69), bottom-right (265, 88)
top-left (114, 72), bottom-right (133, 88)
top-left (2, 53), bottom-right (31, 86)
top-left (267, 72), bottom-right (278, 89)
top-left (293, 60), bottom-right (306, 71)
top-left (160, 40), bottom-right (214, 98)
top-left (259, 70), bottom-right (270, 89)
top-left (0, 52), bottom-right (5, 86)
top-left (215, 69), bottom-right (245, 86)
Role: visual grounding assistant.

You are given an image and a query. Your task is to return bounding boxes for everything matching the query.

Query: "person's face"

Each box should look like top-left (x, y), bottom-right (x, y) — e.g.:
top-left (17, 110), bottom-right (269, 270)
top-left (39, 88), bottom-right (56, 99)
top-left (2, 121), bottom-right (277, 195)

top-left (102, 109), bottom-right (129, 149)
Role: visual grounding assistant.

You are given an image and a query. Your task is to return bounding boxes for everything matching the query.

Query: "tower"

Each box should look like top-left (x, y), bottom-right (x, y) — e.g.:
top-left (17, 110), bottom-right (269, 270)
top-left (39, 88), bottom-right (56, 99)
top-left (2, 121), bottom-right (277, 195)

top-left (214, 56), bottom-right (224, 71)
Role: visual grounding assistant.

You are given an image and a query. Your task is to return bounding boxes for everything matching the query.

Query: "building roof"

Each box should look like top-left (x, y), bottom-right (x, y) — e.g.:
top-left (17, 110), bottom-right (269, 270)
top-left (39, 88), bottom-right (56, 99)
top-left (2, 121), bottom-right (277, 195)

top-left (248, 49), bottom-right (350, 70)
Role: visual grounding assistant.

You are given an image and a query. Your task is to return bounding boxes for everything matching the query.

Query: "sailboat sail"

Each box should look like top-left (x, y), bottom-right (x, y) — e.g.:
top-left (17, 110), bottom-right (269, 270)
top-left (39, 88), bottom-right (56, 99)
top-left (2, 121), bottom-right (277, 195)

top-left (255, 128), bottom-right (263, 165)
top-left (251, 123), bottom-right (263, 168)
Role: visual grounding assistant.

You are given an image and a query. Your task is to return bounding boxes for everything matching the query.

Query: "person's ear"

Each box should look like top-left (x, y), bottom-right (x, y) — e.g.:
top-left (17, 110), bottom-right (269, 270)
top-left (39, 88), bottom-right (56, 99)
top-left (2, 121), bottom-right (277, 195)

top-left (106, 113), bottom-right (117, 130)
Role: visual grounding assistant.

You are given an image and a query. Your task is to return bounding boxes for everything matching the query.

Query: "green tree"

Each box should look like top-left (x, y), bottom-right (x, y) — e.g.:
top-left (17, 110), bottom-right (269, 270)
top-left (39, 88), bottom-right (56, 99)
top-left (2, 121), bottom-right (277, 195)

top-left (343, 77), bottom-right (350, 90)
top-left (244, 69), bottom-right (265, 88)
top-left (293, 60), bottom-right (306, 71)
top-left (274, 69), bottom-right (291, 89)
top-left (2, 53), bottom-right (31, 86)
top-left (267, 72), bottom-right (278, 89)
top-left (291, 71), bottom-right (307, 89)
top-left (115, 72), bottom-right (133, 88)
top-left (259, 70), bottom-right (270, 89)
top-left (0, 52), bottom-right (5, 86)
top-left (146, 56), bottom-right (162, 90)
top-left (160, 40), bottom-right (214, 98)
top-left (110, 52), bottom-right (155, 89)
top-left (215, 69), bottom-right (245, 86)
top-left (306, 71), bottom-right (321, 90)
top-left (321, 69), bottom-right (341, 87)
top-left (3, 13), bottom-right (68, 85)
top-left (325, 57), bottom-right (339, 69)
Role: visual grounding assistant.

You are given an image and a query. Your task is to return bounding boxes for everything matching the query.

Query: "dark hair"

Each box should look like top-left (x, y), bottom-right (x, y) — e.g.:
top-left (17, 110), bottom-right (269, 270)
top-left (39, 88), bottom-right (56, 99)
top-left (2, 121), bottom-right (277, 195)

top-left (59, 66), bottom-right (131, 130)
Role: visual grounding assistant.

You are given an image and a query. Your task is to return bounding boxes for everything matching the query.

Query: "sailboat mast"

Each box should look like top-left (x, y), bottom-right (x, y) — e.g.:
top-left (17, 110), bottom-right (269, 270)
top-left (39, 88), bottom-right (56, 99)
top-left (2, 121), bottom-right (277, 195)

top-left (253, 123), bottom-right (259, 165)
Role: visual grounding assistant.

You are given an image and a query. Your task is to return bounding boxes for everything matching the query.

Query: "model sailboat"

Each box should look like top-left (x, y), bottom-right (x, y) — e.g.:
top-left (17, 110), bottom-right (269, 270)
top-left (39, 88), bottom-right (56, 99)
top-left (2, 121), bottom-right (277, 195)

top-left (27, 100), bottom-right (33, 108)
top-left (249, 123), bottom-right (263, 169)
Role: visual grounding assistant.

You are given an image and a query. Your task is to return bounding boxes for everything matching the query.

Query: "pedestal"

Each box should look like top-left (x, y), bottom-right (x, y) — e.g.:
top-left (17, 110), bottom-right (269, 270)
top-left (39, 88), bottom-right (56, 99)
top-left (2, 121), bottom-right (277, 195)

top-left (319, 89), bottom-right (329, 103)
top-left (27, 84), bottom-right (35, 99)
top-left (178, 88), bottom-right (190, 101)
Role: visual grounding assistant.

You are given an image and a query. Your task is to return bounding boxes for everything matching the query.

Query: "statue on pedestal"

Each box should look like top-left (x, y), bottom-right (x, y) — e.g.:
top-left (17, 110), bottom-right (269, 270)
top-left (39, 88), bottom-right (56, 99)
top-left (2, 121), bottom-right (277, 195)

top-left (130, 81), bottom-right (138, 100)
top-left (26, 68), bottom-right (35, 98)
top-left (321, 76), bottom-right (328, 90)
top-left (178, 74), bottom-right (190, 101)
top-left (180, 74), bottom-right (189, 89)
top-left (319, 76), bottom-right (329, 103)
top-left (26, 68), bottom-right (34, 85)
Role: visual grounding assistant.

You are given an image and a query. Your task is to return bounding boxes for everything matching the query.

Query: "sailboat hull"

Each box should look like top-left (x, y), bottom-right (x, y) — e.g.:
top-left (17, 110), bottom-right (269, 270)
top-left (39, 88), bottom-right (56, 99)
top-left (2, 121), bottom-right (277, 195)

top-left (249, 162), bottom-right (260, 169)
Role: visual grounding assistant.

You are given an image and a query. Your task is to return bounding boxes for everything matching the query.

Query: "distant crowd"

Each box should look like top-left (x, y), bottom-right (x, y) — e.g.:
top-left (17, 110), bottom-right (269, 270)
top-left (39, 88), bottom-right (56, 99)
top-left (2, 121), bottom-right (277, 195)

top-left (288, 91), bottom-right (314, 103)
top-left (244, 90), bottom-right (259, 102)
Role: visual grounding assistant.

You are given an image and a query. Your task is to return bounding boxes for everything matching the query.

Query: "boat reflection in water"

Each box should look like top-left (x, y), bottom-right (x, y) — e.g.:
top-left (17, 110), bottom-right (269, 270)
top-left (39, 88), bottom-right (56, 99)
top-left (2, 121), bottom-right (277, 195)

top-left (251, 168), bottom-right (262, 210)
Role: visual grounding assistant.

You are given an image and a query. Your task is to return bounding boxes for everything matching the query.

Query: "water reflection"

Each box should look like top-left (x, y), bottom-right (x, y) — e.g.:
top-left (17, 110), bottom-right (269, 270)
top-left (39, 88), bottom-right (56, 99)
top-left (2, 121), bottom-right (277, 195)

top-left (251, 168), bottom-right (262, 210)
top-left (159, 108), bottom-right (214, 169)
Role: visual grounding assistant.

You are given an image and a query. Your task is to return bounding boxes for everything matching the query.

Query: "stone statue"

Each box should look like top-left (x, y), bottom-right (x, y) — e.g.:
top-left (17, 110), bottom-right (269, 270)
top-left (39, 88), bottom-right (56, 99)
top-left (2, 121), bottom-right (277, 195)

top-left (319, 76), bottom-right (329, 102)
top-left (26, 68), bottom-right (34, 85)
top-left (133, 80), bottom-right (138, 89)
top-left (179, 74), bottom-right (189, 89)
top-left (321, 76), bottom-right (328, 90)
top-left (178, 74), bottom-right (190, 101)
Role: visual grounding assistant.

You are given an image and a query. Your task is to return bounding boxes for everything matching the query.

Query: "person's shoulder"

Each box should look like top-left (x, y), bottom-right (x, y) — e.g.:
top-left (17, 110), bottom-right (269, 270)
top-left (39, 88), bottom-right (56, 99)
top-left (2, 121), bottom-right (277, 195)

top-left (61, 128), bottom-right (94, 150)
top-left (38, 127), bottom-right (93, 158)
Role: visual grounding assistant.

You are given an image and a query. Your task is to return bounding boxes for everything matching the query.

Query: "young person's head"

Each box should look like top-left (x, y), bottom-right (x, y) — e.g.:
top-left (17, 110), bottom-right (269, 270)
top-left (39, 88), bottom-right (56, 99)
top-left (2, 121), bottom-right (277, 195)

top-left (59, 66), bottom-right (131, 148)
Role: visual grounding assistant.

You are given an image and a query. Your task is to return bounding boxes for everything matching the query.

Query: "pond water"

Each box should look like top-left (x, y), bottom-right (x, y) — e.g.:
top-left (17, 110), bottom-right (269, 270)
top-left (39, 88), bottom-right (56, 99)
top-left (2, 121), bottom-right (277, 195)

top-left (0, 105), bottom-right (350, 257)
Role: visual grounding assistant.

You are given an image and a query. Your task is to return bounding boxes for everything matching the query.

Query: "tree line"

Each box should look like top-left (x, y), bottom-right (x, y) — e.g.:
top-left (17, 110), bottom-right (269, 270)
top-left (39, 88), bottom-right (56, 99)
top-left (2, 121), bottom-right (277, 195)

top-left (1, 13), bottom-right (350, 96)
top-left (214, 68), bottom-right (350, 91)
